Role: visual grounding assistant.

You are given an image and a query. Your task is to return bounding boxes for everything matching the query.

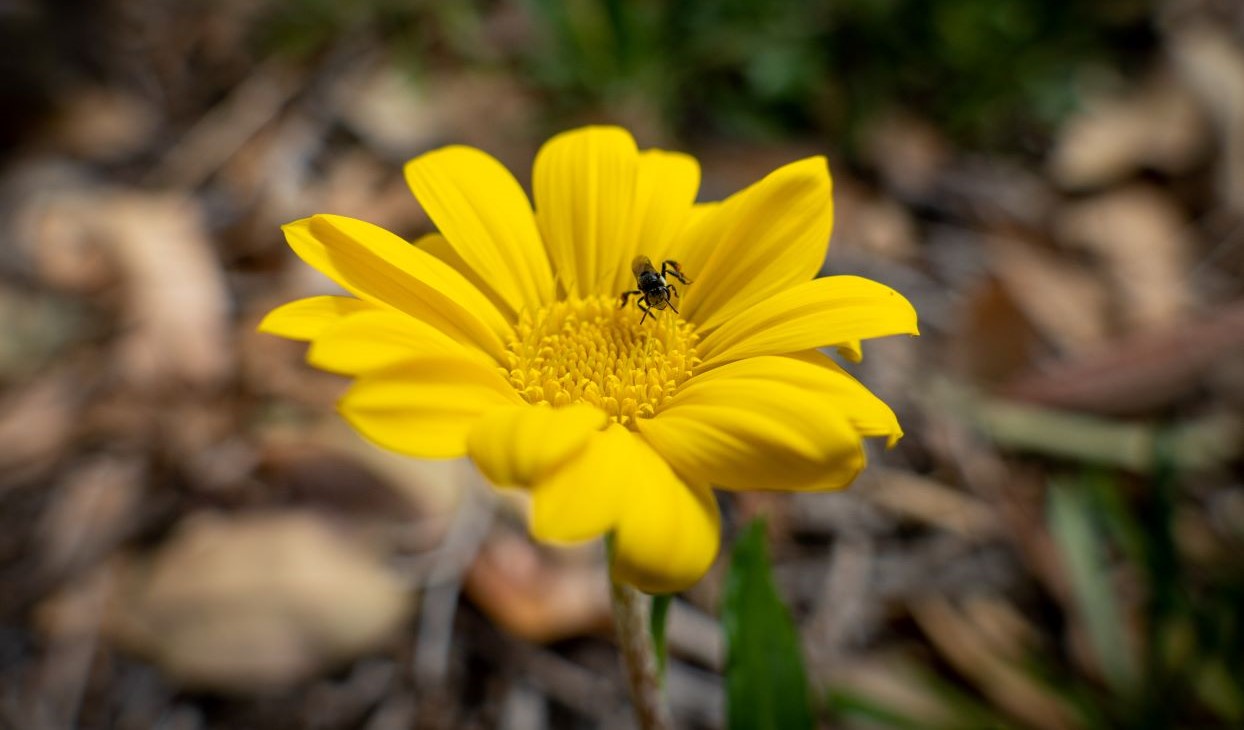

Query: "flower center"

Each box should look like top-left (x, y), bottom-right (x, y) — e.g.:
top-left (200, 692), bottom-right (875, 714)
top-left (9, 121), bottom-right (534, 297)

top-left (502, 295), bottom-right (700, 427)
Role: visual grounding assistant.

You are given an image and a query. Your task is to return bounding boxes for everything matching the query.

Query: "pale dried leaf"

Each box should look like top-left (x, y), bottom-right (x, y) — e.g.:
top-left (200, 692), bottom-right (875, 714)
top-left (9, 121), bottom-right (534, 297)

top-left (464, 530), bottom-right (611, 644)
top-left (987, 235), bottom-right (1111, 352)
top-left (1056, 185), bottom-right (1195, 330)
top-left (827, 654), bottom-right (969, 728)
top-left (911, 596), bottom-right (1081, 730)
top-left (1049, 73), bottom-right (1206, 189)
top-left (0, 370), bottom-right (82, 484)
top-left (1169, 23), bottom-right (1244, 214)
top-left (47, 86), bottom-right (159, 163)
top-left (833, 180), bottom-right (920, 261)
top-left (101, 192), bottom-right (233, 388)
top-left (1001, 301), bottom-right (1244, 414)
top-left (38, 456), bottom-right (143, 577)
top-left (105, 512), bottom-right (411, 692)
top-left (862, 112), bottom-right (952, 200)
top-left (859, 467), bottom-right (1001, 539)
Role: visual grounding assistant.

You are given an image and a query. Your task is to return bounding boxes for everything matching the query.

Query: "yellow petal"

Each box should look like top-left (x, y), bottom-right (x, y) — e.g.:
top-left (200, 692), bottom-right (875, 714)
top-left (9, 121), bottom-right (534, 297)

top-left (782, 350), bottom-right (904, 446)
top-left (637, 356), bottom-right (872, 491)
top-left (405, 146), bottom-right (554, 315)
top-left (308, 310), bottom-right (495, 375)
top-left (613, 150), bottom-right (701, 293)
top-left (612, 434), bottom-right (720, 593)
top-left (338, 355), bottom-right (523, 459)
top-left (257, 295), bottom-right (378, 341)
top-left (526, 424), bottom-right (720, 592)
top-left (415, 232), bottom-right (512, 317)
top-left (697, 276), bottom-right (918, 369)
top-left (283, 214), bottom-right (511, 361)
top-left (676, 157), bottom-right (833, 331)
top-left (534, 126), bottom-right (639, 297)
top-left (658, 202), bottom-right (721, 294)
top-left (526, 424), bottom-right (635, 544)
top-left (835, 340), bottom-right (863, 363)
top-left (467, 404), bottom-right (607, 488)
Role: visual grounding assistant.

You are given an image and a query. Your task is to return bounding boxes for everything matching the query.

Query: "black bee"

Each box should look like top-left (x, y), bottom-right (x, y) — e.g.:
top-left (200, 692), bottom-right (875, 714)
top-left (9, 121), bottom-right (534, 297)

top-left (620, 255), bottom-right (691, 324)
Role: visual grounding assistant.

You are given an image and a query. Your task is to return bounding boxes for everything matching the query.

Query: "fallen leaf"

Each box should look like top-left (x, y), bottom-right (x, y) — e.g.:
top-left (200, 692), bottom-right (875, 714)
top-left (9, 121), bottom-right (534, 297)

top-left (858, 467), bottom-right (1001, 540)
top-left (1001, 300), bottom-right (1244, 415)
top-left (951, 277), bottom-right (1040, 384)
top-left (911, 596), bottom-right (1080, 730)
top-left (464, 529), bottom-right (611, 644)
top-left (1056, 185), bottom-right (1195, 331)
top-left (0, 368), bottom-right (84, 488)
top-left (987, 235), bottom-right (1111, 353)
top-left (105, 511), bottom-right (411, 692)
top-left (833, 180), bottom-right (920, 262)
top-left (862, 112), bottom-right (952, 202)
top-left (1169, 22), bottom-right (1244, 214)
top-left (37, 456), bottom-right (143, 578)
top-left (1049, 72), bottom-right (1206, 190)
top-left (45, 86), bottom-right (159, 163)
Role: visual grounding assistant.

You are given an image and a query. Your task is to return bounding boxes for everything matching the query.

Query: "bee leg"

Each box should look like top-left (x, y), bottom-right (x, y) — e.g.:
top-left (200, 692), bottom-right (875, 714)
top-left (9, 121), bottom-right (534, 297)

top-left (668, 284), bottom-right (679, 299)
top-left (638, 300), bottom-right (652, 324)
top-left (667, 299), bottom-right (680, 315)
top-left (620, 290), bottom-right (642, 309)
top-left (661, 260), bottom-right (691, 285)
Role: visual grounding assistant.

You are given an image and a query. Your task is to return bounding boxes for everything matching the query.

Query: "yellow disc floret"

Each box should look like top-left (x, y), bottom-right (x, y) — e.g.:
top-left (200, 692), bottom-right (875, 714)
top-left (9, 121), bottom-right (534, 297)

top-left (503, 295), bottom-right (700, 427)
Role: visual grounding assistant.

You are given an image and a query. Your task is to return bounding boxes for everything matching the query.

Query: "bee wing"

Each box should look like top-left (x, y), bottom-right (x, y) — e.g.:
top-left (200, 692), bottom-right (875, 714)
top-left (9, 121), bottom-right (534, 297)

top-left (631, 255), bottom-right (655, 277)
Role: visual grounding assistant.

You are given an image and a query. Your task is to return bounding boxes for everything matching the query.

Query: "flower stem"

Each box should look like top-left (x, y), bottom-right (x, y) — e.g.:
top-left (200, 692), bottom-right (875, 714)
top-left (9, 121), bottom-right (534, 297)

top-left (610, 578), bottom-right (672, 730)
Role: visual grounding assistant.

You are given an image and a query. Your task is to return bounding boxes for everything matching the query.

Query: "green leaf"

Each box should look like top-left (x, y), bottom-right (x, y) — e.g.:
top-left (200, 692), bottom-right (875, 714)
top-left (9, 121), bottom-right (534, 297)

top-left (650, 593), bottom-right (672, 677)
top-left (723, 519), bottom-right (814, 730)
top-left (1047, 479), bottom-right (1138, 695)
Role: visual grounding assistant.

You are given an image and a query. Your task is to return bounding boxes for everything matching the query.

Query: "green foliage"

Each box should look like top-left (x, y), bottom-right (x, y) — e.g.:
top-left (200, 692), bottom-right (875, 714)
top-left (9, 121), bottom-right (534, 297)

top-left (1048, 476), bottom-right (1138, 696)
top-left (258, 0), bottom-right (1155, 153)
top-left (259, 0), bottom-right (495, 69)
top-left (520, 0), bottom-right (1154, 150)
top-left (722, 519), bottom-right (813, 730)
top-left (831, 446), bottom-right (1244, 730)
top-left (649, 593), bottom-right (672, 677)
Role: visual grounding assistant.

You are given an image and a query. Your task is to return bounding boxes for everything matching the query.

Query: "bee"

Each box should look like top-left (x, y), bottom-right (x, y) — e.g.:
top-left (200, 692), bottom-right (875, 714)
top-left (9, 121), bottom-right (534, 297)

top-left (620, 255), bottom-right (691, 324)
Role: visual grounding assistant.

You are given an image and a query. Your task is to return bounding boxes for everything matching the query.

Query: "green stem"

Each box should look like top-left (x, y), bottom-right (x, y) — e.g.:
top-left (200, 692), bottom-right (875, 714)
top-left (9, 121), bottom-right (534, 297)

top-left (610, 578), bottom-right (672, 730)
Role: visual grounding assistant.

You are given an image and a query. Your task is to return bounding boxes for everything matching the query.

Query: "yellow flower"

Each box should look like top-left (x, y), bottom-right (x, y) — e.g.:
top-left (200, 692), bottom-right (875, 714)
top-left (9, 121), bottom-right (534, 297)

top-left (260, 126), bottom-right (917, 593)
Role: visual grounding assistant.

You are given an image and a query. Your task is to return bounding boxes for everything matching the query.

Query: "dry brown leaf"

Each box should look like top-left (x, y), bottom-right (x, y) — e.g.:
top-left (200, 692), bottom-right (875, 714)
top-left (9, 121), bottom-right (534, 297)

top-left (987, 235), bottom-right (1111, 353)
top-left (0, 369), bottom-right (83, 487)
top-left (464, 530), bottom-right (611, 644)
top-left (1049, 73), bottom-right (1206, 189)
top-left (333, 64), bottom-right (537, 165)
top-left (45, 86), bottom-right (160, 163)
top-left (37, 456), bottom-right (143, 578)
top-left (11, 166), bottom-right (115, 293)
top-left (958, 594), bottom-right (1040, 661)
top-left (825, 654), bottom-right (969, 728)
top-left (105, 511), bottom-right (411, 692)
top-left (1169, 22), bottom-right (1244, 214)
top-left (16, 182), bottom-right (233, 388)
top-left (911, 596), bottom-right (1080, 730)
top-left (859, 467), bottom-right (1001, 540)
top-left (1000, 300), bottom-right (1244, 415)
top-left (951, 277), bottom-right (1039, 384)
top-left (833, 180), bottom-right (920, 261)
top-left (862, 112), bottom-right (952, 201)
top-left (1056, 185), bottom-right (1194, 331)
top-left (332, 63), bottom-right (443, 160)
top-left (100, 192), bottom-right (233, 388)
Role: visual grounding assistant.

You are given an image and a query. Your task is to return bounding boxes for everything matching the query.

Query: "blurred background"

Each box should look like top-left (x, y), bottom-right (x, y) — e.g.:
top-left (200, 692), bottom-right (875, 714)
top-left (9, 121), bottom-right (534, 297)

top-left (3, 0), bottom-right (1244, 728)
